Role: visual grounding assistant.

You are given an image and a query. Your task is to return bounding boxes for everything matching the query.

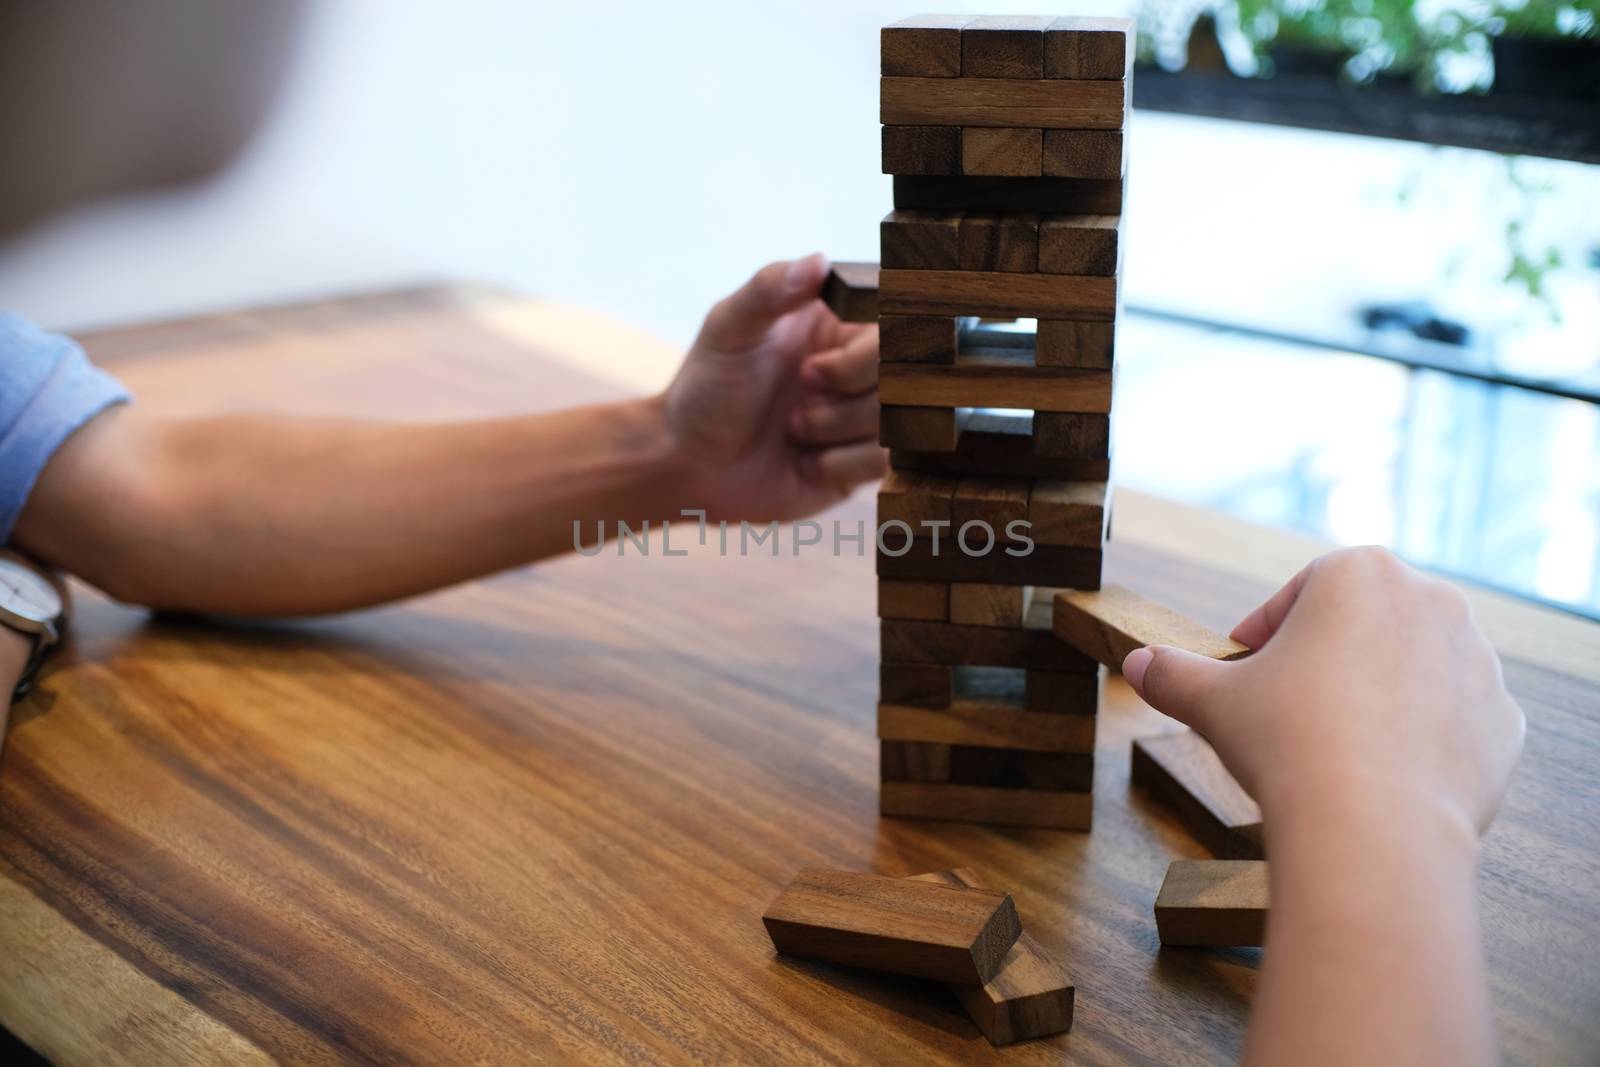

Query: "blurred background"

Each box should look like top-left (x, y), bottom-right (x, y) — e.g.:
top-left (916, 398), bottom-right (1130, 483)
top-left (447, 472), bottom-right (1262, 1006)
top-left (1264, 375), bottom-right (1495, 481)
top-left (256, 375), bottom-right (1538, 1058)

top-left (0, 0), bottom-right (1596, 616)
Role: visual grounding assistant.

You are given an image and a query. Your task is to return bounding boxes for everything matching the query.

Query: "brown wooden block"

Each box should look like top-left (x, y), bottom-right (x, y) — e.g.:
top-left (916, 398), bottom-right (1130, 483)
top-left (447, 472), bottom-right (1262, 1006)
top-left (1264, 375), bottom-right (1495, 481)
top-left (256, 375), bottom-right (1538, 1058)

top-left (894, 175), bottom-right (1124, 215)
top-left (880, 661), bottom-right (953, 709)
top-left (952, 478), bottom-right (1031, 532)
top-left (961, 128), bottom-right (1043, 177)
top-left (878, 539), bottom-right (1102, 590)
top-left (1028, 480), bottom-right (1109, 547)
top-left (881, 406), bottom-right (959, 451)
top-left (822, 262), bottom-right (879, 323)
top-left (880, 619), bottom-right (1096, 672)
top-left (881, 77), bottom-right (1125, 130)
top-left (880, 360), bottom-right (1113, 414)
top-left (880, 314), bottom-right (957, 363)
top-left (878, 579), bottom-right (948, 621)
top-left (880, 210), bottom-right (963, 271)
top-left (882, 741), bottom-right (1093, 793)
top-left (1039, 215), bottom-right (1121, 276)
top-left (959, 15), bottom-right (1053, 79)
top-left (1033, 411), bottom-right (1111, 458)
top-left (909, 869), bottom-right (1075, 1044)
top-left (958, 214), bottom-right (1040, 273)
top-left (1132, 731), bottom-right (1264, 860)
top-left (881, 782), bottom-right (1092, 830)
top-left (1053, 585), bottom-right (1251, 668)
top-left (761, 868), bottom-right (1022, 984)
top-left (878, 468), bottom-right (958, 526)
top-left (880, 269), bottom-right (1116, 321)
top-left (1155, 861), bottom-right (1269, 947)
top-left (879, 700), bottom-right (1095, 753)
top-left (1044, 16), bottom-right (1133, 80)
top-left (949, 583), bottom-right (1028, 627)
top-left (893, 440), bottom-right (1110, 483)
top-left (1024, 667), bottom-right (1101, 714)
top-left (1036, 320), bottom-right (1115, 368)
top-left (1042, 129), bottom-right (1125, 179)
top-left (882, 126), bottom-right (961, 176)
top-left (882, 15), bottom-right (970, 77)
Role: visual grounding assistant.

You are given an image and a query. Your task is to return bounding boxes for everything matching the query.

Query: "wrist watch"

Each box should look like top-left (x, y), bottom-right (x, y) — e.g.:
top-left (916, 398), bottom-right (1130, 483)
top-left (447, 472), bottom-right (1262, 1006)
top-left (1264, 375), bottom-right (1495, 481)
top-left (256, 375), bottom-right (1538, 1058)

top-left (0, 548), bottom-right (66, 701)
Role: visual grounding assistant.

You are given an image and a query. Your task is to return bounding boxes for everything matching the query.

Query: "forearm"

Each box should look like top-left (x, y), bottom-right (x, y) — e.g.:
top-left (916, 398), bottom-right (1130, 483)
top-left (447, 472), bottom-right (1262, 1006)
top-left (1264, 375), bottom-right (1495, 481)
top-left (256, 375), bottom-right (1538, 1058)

top-left (1248, 792), bottom-right (1495, 1067)
top-left (13, 396), bottom-right (696, 615)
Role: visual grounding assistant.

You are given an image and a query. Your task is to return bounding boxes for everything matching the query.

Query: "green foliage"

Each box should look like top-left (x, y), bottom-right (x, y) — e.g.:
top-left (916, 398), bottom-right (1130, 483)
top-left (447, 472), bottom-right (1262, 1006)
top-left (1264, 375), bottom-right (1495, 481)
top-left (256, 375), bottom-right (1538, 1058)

top-left (1493, 0), bottom-right (1599, 39)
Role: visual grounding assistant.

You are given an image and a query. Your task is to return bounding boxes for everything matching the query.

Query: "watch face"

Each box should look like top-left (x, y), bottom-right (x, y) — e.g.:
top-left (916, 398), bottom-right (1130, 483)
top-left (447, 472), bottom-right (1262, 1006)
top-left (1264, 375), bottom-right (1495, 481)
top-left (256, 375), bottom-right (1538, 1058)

top-left (0, 559), bottom-right (61, 623)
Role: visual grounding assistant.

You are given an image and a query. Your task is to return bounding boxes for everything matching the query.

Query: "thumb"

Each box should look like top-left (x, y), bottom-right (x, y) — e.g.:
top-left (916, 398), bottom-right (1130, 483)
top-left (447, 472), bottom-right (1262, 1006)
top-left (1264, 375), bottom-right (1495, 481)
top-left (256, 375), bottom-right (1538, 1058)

top-left (698, 253), bottom-right (829, 350)
top-left (1122, 644), bottom-right (1229, 732)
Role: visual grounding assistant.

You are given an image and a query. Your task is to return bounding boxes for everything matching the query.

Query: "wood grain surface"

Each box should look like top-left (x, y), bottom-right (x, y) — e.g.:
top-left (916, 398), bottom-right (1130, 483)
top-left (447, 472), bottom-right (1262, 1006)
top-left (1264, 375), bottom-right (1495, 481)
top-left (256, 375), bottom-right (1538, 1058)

top-left (0, 287), bottom-right (1595, 1066)
top-left (1154, 861), bottom-right (1269, 948)
top-left (880, 77), bottom-right (1127, 130)
top-left (1053, 585), bottom-right (1251, 668)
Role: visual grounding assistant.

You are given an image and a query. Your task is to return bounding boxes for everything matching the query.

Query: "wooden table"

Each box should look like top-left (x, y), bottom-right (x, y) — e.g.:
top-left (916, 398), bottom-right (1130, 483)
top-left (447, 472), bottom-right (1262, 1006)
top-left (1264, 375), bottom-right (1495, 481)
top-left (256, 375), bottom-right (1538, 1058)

top-left (1, 288), bottom-right (1596, 1066)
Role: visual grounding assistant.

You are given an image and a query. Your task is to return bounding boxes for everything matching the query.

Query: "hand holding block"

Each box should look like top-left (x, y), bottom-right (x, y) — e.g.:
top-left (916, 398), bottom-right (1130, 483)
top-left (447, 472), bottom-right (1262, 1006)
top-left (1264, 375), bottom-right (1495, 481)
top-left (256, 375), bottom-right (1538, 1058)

top-left (909, 869), bottom-right (1075, 1044)
top-left (1132, 731), bottom-right (1264, 859)
top-left (821, 262), bottom-right (879, 323)
top-left (1052, 584), bottom-right (1250, 669)
top-left (1155, 860), bottom-right (1269, 947)
top-left (762, 868), bottom-right (1021, 984)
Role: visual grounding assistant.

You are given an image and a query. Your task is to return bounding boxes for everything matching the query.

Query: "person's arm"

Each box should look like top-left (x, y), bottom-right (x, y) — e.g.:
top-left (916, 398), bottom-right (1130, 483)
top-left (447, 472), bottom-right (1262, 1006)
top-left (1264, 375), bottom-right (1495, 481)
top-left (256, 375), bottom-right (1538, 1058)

top-left (1122, 547), bottom-right (1524, 1067)
top-left (12, 254), bottom-right (885, 616)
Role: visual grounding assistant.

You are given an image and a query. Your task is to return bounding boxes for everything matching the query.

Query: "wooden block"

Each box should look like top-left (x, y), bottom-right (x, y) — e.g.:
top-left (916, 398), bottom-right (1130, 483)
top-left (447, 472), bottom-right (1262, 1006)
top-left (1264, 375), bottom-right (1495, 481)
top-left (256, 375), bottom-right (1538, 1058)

top-left (1052, 585), bottom-right (1251, 668)
top-left (1155, 861), bottom-right (1269, 947)
top-left (1044, 16), bottom-right (1133, 80)
top-left (881, 209), bottom-right (963, 270)
top-left (878, 579), bottom-right (948, 621)
top-left (1032, 411), bottom-right (1111, 458)
top-left (882, 741), bottom-right (1093, 793)
top-left (1042, 129), bottom-right (1125, 179)
top-left (961, 127), bottom-right (1043, 177)
top-left (879, 361), bottom-right (1113, 414)
top-left (909, 869), bottom-right (1075, 1044)
top-left (893, 434), bottom-right (1111, 482)
top-left (881, 406), bottom-right (959, 451)
top-left (881, 782), bottom-right (1092, 830)
top-left (880, 314), bottom-right (957, 363)
top-left (894, 175), bottom-right (1123, 215)
top-left (882, 125), bottom-right (961, 176)
top-left (958, 213), bottom-right (1040, 273)
top-left (1038, 215), bottom-right (1121, 276)
top-left (880, 661), bottom-right (953, 709)
top-left (879, 701), bottom-right (1095, 753)
top-left (951, 478), bottom-right (1031, 532)
top-left (761, 867), bottom-right (1022, 984)
top-left (959, 15), bottom-right (1053, 79)
top-left (879, 540), bottom-right (1102, 590)
top-left (1028, 480), bottom-right (1109, 547)
top-left (881, 15), bottom-right (970, 78)
top-left (878, 468), bottom-right (957, 526)
top-left (879, 269), bottom-right (1116, 321)
top-left (880, 619), bottom-right (1096, 672)
top-left (949, 583), bottom-right (1028, 627)
top-left (1024, 667), bottom-right (1101, 714)
top-left (822, 262), bottom-right (879, 323)
top-left (1132, 731), bottom-right (1264, 860)
top-left (1036, 320), bottom-right (1114, 369)
top-left (881, 77), bottom-right (1126, 130)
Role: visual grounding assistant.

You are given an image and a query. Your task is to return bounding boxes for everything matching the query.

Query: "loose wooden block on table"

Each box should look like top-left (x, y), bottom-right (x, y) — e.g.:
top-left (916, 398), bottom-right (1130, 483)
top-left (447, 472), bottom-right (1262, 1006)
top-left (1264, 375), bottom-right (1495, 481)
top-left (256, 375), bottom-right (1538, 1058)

top-left (910, 868), bottom-right (1075, 1045)
top-left (894, 175), bottom-right (1124, 215)
top-left (880, 314), bottom-right (957, 363)
top-left (1033, 411), bottom-right (1111, 458)
top-left (959, 15), bottom-right (1053, 79)
top-left (878, 468), bottom-right (956, 527)
top-left (1037, 319), bottom-right (1115, 368)
top-left (879, 699), bottom-right (1096, 753)
top-left (1044, 16), bottom-right (1134, 80)
top-left (1039, 214), bottom-right (1121, 276)
top-left (881, 618), bottom-right (1096, 672)
top-left (880, 268), bottom-right (1116, 321)
top-left (951, 477), bottom-right (1031, 531)
top-left (880, 405), bottom-right (958, 451)
top-left (881, 14), bottom-right (969, 77)
top-left (880, 661), bottom-right (953, 709)
top-left (821, 262), bottom-right (879, 323)
top-left (878, 540), bottom-right (1103, 590)
top-left (949, 583), bottom-right (1029, 628)
top-left (958, 213), bottom-right (1040, 273)
top-left (1042, 129), bottom-right (1126, 179)
top-left (879, 360), bottom-right (1113, 413)
top-left (961, 127), bottom-right (1043, 177)
top-left (878, 578), bottom-right (948, 621)
top-left (1029, 479), bottom-right (1109, 547)
top-left (1155, 861), bottom-right (1269, 947)
top-left (1132, 730), bottom-right (1264, 860)
top-left (1052, 584), bottom-right (1251, 668)
top-left (881, 77), bottom-right (1127, 130)
top-left (761, 868), bottom-right (1021, 985)
top-left (882, 782), bottom-right (1093, 830)
top-left (882, 125), bottom-right (961, 175)
top-left (881, 210), bottom-right (962, 270)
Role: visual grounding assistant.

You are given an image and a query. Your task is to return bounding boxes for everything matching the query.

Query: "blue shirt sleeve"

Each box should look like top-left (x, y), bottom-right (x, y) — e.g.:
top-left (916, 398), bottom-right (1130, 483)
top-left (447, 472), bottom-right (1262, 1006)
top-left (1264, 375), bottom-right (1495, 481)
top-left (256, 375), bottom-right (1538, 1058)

top-left (0, 313), bottom-right (130, 542)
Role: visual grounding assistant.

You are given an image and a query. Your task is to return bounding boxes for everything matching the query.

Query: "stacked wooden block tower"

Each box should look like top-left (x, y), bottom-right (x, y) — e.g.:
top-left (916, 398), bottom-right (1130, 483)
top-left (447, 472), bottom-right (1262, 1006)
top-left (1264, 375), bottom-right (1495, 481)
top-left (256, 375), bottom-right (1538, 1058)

top-left (874, 14), bottom-right (1132, 831)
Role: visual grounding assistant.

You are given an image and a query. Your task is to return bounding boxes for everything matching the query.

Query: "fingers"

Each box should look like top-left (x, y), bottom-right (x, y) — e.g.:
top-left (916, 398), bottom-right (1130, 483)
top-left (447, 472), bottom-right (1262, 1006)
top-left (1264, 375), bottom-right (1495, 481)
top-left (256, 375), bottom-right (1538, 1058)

top-left (698, 253), bottom-right (830, 351)
top-left (1122, 645), bottom-right (1230, 733)
top-left (790, 392), bottom-right (879, 446)
top-left (798, 441), bottom-right (889, 494)
top-left (801, 325), bottom-right (878, 395)
top-left (1229, 558), bottom-right (1317, 650)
